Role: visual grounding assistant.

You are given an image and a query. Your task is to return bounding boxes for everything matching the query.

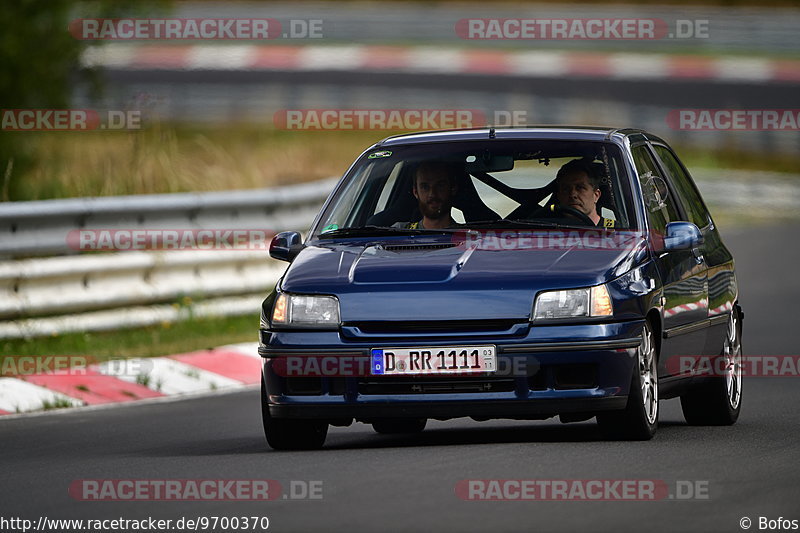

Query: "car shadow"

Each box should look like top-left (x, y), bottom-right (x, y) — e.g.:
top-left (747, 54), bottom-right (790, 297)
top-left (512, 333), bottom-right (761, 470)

top-left (139, 420), bottom-right (700, 457)
top-left (321, 419), bottom-right (692, 450)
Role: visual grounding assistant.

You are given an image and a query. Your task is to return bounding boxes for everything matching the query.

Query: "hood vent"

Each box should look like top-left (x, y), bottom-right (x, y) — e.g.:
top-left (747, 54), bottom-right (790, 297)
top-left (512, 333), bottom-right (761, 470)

top-left (382, 242), bottom-right (462, 253)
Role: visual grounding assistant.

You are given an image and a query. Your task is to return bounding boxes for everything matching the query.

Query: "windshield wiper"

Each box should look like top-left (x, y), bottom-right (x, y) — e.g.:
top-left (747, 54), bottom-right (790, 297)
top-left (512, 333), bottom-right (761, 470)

top-left (317, 225), bottom-right (458, 238)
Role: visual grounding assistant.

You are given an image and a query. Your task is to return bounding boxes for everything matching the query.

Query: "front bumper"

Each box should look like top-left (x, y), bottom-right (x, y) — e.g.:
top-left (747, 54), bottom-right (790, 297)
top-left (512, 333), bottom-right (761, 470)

top-left (260, 320), bottom-right (644, 421)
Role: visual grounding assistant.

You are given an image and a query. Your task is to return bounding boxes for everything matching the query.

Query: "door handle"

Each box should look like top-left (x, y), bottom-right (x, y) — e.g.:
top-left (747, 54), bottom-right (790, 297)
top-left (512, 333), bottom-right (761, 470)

top-left (692, 248), bottom-right (704, 264)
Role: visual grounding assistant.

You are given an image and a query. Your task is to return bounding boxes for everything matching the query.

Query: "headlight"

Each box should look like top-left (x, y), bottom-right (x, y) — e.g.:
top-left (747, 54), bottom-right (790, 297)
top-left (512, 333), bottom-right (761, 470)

top-left (271, 293), bottom-right (341, 328)
top-left (533, 284), bottom-right (613, 320)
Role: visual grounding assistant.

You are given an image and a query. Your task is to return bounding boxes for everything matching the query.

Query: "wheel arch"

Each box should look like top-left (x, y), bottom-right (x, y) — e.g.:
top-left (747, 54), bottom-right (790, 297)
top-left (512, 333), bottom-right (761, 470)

top-left (646, 308), bottom-right (663, 358)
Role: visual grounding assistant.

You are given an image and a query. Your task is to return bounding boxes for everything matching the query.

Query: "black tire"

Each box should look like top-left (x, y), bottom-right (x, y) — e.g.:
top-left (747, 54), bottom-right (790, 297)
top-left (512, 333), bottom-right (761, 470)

top-left (261, 379), bottom-right (328, 450)
top-left (372, 418), bottom-right (427, 434)
top-left (681, 308), bottom-right (742, 426)
top-left (597, 321), bottom-right (658, 441)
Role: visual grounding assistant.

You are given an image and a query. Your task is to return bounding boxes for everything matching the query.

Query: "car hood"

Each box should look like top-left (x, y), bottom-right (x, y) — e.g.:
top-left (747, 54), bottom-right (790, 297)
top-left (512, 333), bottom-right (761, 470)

top-left (280, 234), bottom-right (646, 321)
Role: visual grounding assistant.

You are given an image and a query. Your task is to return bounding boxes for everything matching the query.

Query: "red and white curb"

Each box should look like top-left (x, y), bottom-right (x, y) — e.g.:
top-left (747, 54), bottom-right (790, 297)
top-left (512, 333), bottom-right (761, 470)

top-left (82, 44), bottom-right (800, 84)
top-left (0, 342), bottom-right (261, 416)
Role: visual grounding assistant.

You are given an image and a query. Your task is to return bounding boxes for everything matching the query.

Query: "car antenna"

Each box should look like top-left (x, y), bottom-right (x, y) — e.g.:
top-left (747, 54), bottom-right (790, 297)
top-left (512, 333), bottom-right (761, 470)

top-left (488, 127), bottom-right (496, 139)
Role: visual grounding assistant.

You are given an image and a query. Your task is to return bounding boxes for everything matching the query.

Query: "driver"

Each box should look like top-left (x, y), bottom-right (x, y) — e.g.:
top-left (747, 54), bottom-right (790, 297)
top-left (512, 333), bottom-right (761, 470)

top-left (555, 159), bottom-right (615, 228)
top-left (395, 161), bottom-right (459, 230)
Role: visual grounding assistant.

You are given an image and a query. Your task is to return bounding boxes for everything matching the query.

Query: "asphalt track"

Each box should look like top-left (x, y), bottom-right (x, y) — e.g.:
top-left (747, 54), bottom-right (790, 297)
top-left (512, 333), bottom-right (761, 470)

top-left (2, 222), bottom-right (799, 533)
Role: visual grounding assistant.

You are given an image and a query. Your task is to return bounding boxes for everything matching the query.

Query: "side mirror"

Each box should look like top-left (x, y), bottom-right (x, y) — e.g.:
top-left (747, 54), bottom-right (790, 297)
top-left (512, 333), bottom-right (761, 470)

top-left (664, 221), bottom-right (703, 251)
top-left (269, 231), bottom-right (303, 262)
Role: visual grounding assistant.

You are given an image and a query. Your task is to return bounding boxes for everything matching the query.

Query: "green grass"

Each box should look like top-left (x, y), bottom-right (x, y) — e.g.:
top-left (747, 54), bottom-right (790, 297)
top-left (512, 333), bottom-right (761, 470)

top-left (40, 397), bottom-right (76, 411)
top-left (0, 313), bottom-right (259, 373)
top-left (712, 209), bottom-right (800, 230)
top-left (678, 145), bottom-right (800, 177)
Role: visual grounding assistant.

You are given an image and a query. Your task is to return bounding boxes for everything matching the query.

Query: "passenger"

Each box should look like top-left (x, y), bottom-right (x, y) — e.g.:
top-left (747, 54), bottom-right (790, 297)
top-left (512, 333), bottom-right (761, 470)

top-left (395, 161), bottom-right (459, 229)
top-left (555, 159), bottom-right (614, 228)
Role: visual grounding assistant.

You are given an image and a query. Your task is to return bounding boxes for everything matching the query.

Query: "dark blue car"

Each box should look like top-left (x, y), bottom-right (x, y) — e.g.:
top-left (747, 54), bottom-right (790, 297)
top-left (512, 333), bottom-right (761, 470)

top-left (259, 126), bottom-right (742, 449)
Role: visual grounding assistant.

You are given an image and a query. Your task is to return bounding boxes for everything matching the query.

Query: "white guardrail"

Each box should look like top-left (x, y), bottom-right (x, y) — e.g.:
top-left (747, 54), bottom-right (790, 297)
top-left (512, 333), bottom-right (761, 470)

top-left (0, 178), bottom-right (337, 339)
top-left (0, 171), bottom-right (798, 339)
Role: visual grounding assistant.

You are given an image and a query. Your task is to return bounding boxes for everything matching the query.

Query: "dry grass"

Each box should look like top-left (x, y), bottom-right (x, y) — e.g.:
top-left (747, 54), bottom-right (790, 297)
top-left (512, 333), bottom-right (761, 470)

top-left (11, 123), bottom-right (385, 200)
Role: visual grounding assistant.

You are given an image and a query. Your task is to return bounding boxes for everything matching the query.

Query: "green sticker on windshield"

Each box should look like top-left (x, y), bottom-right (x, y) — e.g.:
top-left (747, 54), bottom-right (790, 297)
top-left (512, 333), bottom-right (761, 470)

top-left (321, 223), bottom-right (339, 233)
top-left (368, 150), bottom-right (392, 159)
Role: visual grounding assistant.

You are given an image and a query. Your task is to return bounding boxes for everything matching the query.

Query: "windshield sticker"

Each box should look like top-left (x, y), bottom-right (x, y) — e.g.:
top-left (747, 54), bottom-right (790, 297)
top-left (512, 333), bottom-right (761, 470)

top-left (321, 223), bottom-right (339, 233)
top-left (368, 150), bottom-right (392, 159)
top-left (640, 172), bottom-right (667, 212)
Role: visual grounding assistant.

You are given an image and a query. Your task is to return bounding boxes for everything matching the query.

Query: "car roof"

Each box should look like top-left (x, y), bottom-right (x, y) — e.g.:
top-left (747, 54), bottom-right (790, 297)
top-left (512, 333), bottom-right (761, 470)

top-left (374, 126), bottom-right (665, 147)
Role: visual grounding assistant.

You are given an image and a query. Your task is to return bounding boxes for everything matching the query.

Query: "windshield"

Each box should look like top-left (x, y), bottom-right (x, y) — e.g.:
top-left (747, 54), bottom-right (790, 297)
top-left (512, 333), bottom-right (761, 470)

top-left (312, 139), bottom-right (635, 238)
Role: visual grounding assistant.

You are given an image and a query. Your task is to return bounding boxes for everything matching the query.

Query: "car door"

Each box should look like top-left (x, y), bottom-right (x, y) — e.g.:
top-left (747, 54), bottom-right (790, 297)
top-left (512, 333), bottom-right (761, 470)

top-left (631, 143), bottom-right (709, 378)
top-left (650, 143), bottom-right (733, 357)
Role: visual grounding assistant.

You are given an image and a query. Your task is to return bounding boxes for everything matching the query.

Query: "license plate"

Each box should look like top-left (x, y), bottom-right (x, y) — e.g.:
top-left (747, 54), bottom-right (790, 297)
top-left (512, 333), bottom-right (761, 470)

top-left (371, 346), bottom-right (496, 376)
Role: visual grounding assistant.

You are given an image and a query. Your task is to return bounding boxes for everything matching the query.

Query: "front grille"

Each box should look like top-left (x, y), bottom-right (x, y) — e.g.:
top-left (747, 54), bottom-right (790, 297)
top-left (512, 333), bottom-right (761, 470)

top-left (359, 376), bottom-right (515, 395)
top-left (349, 319), bottom-right (521, 335)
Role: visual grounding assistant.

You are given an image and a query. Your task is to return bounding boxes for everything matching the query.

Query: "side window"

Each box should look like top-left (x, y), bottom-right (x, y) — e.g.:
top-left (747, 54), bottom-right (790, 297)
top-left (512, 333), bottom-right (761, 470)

top-left (319, 162), bottom-right (375, 229)
top-left (631, 145), bottom-right (680, 233)
top-left (652, 145), bottom-right (710, 228)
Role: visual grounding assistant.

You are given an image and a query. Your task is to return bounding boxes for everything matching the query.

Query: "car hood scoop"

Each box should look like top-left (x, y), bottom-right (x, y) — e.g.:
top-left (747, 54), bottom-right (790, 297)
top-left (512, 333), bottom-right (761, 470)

top-left (350, 243), bottom-right (472, 284)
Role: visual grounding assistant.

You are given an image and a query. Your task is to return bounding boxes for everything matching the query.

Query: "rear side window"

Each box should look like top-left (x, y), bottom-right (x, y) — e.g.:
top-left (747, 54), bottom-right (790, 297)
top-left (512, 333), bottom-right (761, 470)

top-left (652, 145), bottom-right (710, 228)
top-left (631, 145), bottom-right (680, 233)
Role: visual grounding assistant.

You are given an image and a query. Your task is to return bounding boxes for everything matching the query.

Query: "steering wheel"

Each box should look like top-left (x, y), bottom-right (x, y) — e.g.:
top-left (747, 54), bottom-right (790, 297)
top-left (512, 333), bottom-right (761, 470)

top-left (543, 204), bottom-right (595, 226)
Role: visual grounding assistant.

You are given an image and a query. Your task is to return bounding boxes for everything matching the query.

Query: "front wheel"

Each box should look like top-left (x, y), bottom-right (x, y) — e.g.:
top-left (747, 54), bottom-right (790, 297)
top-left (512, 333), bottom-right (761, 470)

top-left (680, 308), bottom-right (742, 425)
top-left (261, 379), bottom-right (328, 450)
top-left (597, 321), bottom-right (658, 440)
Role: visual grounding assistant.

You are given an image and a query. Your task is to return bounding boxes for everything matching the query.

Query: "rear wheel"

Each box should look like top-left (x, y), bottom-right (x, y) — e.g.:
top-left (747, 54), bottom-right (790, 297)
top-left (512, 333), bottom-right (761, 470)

top-left (372, 418), bottom-right (427, 434)
top-left (597, 321), bottom-right (658, 440)
top-left (261, 379), bottom-right (328, 450)
top-left (680, 308), bottom-right (742, 425)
